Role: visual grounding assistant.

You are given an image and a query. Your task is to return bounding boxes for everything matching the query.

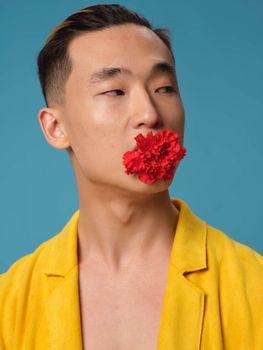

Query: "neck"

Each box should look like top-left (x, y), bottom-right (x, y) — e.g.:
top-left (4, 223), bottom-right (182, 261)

top-left (77, 185), bottom-right (179, 274)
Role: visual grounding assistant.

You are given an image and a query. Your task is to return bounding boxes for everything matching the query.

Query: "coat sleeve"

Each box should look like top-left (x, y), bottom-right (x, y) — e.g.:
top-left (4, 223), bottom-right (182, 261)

top-left (209, 227), bottom-right (263, 348)
top-left (0, 273), bottom-right (8, 350)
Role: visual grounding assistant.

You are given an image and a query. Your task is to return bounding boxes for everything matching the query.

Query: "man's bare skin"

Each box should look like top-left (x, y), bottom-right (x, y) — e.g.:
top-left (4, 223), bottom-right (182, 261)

top-left (38, 22), bottom-right (185, 349)
top-left (78, 203), bottom-right (179, 350)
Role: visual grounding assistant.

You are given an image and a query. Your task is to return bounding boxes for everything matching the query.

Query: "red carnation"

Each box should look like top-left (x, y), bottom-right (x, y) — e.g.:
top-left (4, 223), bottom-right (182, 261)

top-left (122, 129), bottom-right (187, 184)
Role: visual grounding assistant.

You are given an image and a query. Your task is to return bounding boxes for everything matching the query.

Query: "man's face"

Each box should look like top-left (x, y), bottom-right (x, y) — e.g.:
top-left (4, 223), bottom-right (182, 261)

top-left (59, 23), bottom-right (185, 192)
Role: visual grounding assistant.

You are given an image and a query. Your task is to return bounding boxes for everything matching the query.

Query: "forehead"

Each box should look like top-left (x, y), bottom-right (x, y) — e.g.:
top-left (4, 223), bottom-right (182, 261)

top-left (68, 23), bottom-right (174, 74)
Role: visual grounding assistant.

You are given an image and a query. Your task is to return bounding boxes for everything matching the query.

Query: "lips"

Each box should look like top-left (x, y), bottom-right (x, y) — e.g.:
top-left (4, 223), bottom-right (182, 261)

top-left (122, 129), bottom-right (187, 185)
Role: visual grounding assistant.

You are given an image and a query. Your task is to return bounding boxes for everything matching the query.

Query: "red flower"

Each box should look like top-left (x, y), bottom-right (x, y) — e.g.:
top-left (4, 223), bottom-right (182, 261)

top-left (122, 129), bottom-right (187, 184)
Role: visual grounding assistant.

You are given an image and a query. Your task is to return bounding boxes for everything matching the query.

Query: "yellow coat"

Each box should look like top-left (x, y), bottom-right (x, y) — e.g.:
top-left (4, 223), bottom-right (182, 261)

top-left (1, 198), bottom-right (263, 349)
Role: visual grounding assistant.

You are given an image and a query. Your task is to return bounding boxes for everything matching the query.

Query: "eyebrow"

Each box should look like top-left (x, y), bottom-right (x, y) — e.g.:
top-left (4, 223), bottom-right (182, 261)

top-left (88, 61), bottom-right (176, 85)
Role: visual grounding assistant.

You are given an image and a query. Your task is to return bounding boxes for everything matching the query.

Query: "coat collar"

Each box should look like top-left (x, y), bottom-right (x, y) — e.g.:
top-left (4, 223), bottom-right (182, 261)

top-left (170, 198), bottom-right (207, 274)
top-left (43, 197), bottom-right (207, 277)
top-left (43, 208), bottom-right (80, 277)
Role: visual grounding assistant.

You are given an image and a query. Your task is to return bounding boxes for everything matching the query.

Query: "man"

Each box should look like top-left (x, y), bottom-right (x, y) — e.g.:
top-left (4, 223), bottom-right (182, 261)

top-left (0, 4), bottom-right (262, 350)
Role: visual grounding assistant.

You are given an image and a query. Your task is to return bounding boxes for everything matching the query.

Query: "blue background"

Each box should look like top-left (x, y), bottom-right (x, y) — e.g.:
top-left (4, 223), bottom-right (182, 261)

top-left (0, 0), bottom-right (262, 273)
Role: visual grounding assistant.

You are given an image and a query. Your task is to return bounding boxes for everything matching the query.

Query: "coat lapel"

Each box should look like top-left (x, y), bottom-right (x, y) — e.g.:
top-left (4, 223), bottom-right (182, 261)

top-left (44, 267), bottom-right (83, 350)
top-left (157, 198), bottom-right (207, 349)
top-left (43, 210), bottom-right (83, 350)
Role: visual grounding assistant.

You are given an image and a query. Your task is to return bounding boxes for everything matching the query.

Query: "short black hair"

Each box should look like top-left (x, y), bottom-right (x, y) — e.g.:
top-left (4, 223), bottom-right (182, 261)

top-left (37, 4), bottom-right (175, 106)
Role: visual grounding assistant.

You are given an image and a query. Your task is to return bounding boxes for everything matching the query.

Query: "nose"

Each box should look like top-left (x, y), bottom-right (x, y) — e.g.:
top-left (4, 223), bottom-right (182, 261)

top-left (131, 88), bottom-right (163, 129)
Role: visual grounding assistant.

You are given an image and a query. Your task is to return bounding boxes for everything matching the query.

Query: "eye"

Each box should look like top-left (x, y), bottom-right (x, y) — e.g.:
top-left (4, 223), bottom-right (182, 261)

top-left (101, 89), bottom-right (125, 96)
top-left (100, 86), bottom-right (176, 97)
top-left (157, 86), bottom-right (176, 93)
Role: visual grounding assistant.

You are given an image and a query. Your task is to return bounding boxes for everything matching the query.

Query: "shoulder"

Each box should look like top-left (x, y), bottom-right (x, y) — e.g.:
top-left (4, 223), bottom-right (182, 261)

top-left (0, 232), bottom-right (65, 348)
top-left (0, 233), bottom-right (59, 301)
top-left (204, 223), bottom-right (263, 309)
top-left (0, 208), bottom-right (79, 307)
top-left (206, 223), bottom-right (263, 272)
top-left (0, 233), bottom-right (62, 341)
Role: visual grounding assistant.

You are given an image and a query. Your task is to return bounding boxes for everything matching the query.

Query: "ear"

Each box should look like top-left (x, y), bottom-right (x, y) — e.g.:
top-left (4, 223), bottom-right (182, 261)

top-left (38, 107), bottom-right (70, 150)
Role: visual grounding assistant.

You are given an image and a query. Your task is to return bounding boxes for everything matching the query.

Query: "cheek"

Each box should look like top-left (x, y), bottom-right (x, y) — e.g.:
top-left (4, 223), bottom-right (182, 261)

top-left (167, 101), bottom-right (185, 145)
top-left (64, 82), bottom-right (125, 173)
top-left (65, 115), bottom-right (123, 177)
top-left (167, 98), bottom-right (185, 122)
top-left (70, 135), bottom-right (113, 180)
top-left (84, 97), bottom-right (127, 129)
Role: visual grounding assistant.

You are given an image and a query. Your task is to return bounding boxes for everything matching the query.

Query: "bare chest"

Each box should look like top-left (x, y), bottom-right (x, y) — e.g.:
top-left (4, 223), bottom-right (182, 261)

top-left (78, 261), bottom-right (169, 350)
